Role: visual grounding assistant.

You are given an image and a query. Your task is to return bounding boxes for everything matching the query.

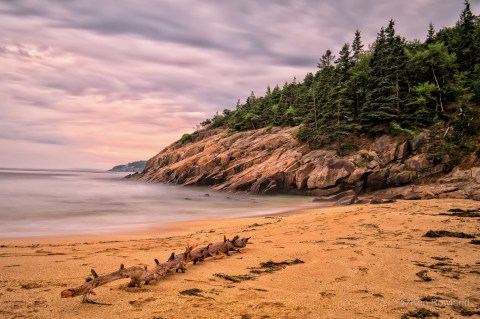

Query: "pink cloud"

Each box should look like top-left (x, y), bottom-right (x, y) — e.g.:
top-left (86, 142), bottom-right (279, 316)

top-left (0, 0), bottom-right (475, 169)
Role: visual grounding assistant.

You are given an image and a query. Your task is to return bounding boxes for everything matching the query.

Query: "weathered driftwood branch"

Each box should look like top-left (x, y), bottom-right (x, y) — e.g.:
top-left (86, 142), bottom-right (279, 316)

top-left (61, 264), bottom-right (155, 303)
top-left (233, 236), bottom-right (251, 249)
top-left (208, 235), bottom-right (240, 257)
top-left (190, 244), bottom-right (211, 264)
top-left (61, 235), bottom-right (251, 303)
top-left (126, 264), bottom-right (161, 287)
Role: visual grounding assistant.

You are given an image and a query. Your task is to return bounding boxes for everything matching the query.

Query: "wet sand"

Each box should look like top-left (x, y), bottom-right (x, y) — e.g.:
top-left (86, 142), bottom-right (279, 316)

top-left (0, 199), bottom-right (479, 318)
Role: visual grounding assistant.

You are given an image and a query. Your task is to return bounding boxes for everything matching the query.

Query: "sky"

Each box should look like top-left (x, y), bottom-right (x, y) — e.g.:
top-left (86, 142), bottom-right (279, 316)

top-left (1, 0), bottom-right (478, 169)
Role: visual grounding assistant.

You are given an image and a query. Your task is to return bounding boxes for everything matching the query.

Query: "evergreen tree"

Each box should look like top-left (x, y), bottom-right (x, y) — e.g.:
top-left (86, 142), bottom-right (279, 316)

top-left (198, 4), bottom-right (479, 154)
top-left (361, 26), bottom-right (392, 132)
top-left (362, 20), bottom-right (409, 133)
top-left (318, 49), bottom-right (335, 69)
top-left (426, 22), bottom-right (435, 44)
top-left (457, 0), bottom-right (477, 72)
top-left (324, 44), bottom-right (359, 153)
top-left (335, 43), bottom-right (353, 76)
top-left (348, 52), bottom-right (371, 119)
top-left (352, 29), bottom-right (364, 62)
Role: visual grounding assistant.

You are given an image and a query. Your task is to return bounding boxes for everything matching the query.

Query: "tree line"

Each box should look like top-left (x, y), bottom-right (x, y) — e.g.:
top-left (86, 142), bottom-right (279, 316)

top-left (199, 1), bottom-right (479, 155)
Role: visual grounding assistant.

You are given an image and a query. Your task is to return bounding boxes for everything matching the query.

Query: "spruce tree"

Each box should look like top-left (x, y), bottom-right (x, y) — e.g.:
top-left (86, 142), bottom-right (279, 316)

top-left (352, 29), bottom-right (364, 62)
top-left (457, 0), bottom-right (477, 72)
top-left (362, 21), bottom-right (408, 133)
top-left (315, 45), bottom-right (358, 153)
top-left (197, 3), bottom-right (479, 152)
top-left (426, 22), bottom-right (435, 44)
top-left (318, 49), bottom-right (335, 69)
top-left (335, 43), bottom-right (353, 77)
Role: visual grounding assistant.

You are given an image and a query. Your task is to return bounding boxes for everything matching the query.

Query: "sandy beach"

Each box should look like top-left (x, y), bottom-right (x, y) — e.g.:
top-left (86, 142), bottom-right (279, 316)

top-left (1, 199), bottom-right (479, 319)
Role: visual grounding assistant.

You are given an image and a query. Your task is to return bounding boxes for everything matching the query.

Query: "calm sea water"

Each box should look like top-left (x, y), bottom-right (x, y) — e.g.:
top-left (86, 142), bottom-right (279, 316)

top-left (0, 168), bottom-right (315, 238)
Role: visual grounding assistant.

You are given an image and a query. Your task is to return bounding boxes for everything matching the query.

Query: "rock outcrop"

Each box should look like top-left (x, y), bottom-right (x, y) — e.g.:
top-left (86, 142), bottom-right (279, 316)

top-left (131, 127), bottom-right (480, 201)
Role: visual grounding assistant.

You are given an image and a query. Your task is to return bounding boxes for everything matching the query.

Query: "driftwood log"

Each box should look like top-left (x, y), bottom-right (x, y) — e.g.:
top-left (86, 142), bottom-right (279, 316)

top-left (61, 235), bottom-right (250, 303)
top-left (208, 235), bottom-right (240, 257)
top-left (61, 264), bottom-right (157, 303)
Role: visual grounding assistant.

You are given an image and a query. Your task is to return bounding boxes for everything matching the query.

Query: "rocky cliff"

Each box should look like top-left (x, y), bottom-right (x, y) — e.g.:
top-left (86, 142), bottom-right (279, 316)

top-left (131, 127), bottom-right (480, 201)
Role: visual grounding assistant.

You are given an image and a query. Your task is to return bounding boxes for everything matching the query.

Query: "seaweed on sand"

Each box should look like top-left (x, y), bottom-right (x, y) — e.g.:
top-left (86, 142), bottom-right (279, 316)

top-left (424, 230), bottom-right (475, 238)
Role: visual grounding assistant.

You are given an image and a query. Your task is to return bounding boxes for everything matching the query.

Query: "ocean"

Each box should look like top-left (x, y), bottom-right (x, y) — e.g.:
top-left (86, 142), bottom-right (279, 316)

top-left (0, 168), bottom-right (315, 238)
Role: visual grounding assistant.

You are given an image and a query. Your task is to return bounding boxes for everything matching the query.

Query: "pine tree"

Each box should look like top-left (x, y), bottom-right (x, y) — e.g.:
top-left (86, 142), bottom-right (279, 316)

top-left (318, 49), bottom-right (335, 69)
top-left (324, 44), bottom-right (359, 153)
top-left (362, 21), bottom-right (408, 133)
top-left (335, 43), bottom-right (353, 77)
top-left (197, 4), bottom-right (479, 153)
top-left (457, 0), bottom-right (477, 72)
top-left (426, 22), bottom-right (435, 44)
top-left (352, 29), bottom-right (364, 62)
top-left (348, 51), bottom-right (371, 119)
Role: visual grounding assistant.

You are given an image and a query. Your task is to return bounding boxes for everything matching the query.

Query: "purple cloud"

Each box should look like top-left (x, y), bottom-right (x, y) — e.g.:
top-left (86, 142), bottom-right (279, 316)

top-left (0, 0), bottom-right (477, 169)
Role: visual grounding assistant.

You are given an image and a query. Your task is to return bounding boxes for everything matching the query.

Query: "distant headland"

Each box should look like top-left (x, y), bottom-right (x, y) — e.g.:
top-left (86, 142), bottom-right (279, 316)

top-left (110, 160), bottom-right (146, 173)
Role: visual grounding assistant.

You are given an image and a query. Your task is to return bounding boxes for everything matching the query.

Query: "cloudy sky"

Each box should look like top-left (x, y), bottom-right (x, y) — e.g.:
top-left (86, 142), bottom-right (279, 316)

top-left (1, 0), bottom-right (477, 169)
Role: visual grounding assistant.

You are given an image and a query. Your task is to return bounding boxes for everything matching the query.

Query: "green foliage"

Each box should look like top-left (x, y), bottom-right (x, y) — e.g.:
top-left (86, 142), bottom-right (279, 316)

top-left (194, 1), bottom-right (479, 154)
top-left (296, 124), bottom-right (326, 149)
top-left (390, 122), bottom-right (415, 138)
top-left (452, 102), bottom-right (480, 139)
top-left (362, 20), bottom-right (409, 134)
top-left (200, 118), bottom-right (212, 127)
top-left (180, 131), bottom-right (199, 144)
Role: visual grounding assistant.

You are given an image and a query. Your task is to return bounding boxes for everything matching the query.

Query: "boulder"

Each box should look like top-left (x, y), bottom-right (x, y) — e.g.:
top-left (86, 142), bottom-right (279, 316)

top-left (438, 190), bottom-right (468, 199)
top-left (347, 168), bottom-right (368, 184)
top-left (365, 169), bottom-right (389, 190)
top-left (295, 163), bottom-right (315, 189)
top-left (409, 132), bottom-right (427, 152)
top-left (301, 149), bottom-right (336, 164)
top-left (395, 141), bottom-right (409, 160)
top-left (309, 186), bottom-right (342, 197)
top-left (470, 188), bottom-right (480, 201)
top-left (367, 160), bottom-right (379, 169)
top-left (251, 178), bottom-right (277, 194)
top-left (404, 154), bottom-right (431, 172)
top-left (403, 191), bottom-right (421, 200)
top-left (306, 159), bottom-right (355, 189)
top-left (334, 195), bottom-right (358, 206)
top-left (313, 190), bottom-right (357, 202)
top-left (472, 167), bottom-right (480, 184)
top-left (374, 135), bottom-right (397, 164)
top-left (429, 164), bottom-right (446, 175)
top-left (369, 197), bottom-right (397, 204)
top-left (389, 163), bottom-right (406, 173)
top-left (387, 171), bottom-right (417, 186)
top-left (350, 153), bottom-right (365, 166)
top-left (369, 197), bottom-right (384, 204)
top-left (437, 167), bottom-right (472, 184)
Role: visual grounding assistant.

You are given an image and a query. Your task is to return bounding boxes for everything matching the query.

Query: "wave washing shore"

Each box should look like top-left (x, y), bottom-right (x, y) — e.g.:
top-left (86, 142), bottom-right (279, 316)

top-left (0, 168), bottom-right (315, 238)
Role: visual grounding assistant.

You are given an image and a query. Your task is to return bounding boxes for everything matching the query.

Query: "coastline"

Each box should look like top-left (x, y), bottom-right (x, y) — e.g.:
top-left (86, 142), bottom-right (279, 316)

top-left (0, 199), bottom-right (325, 245)
top-left (1, 199), bottom-right (479, 318)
